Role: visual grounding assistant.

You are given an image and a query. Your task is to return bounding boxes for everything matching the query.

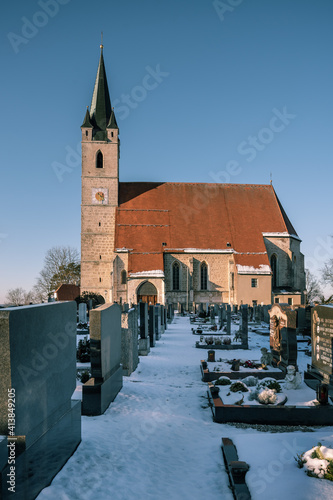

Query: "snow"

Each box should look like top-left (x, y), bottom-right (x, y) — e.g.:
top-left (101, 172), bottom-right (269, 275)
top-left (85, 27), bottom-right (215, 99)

top-left (236, 264), bottom-right (271, 274)
top-left (129, 270), bottom-right (165, 277)
top-left (37, 315), bottom-right (333, 500)
top-left (262, 232), bottom-right (301, 241)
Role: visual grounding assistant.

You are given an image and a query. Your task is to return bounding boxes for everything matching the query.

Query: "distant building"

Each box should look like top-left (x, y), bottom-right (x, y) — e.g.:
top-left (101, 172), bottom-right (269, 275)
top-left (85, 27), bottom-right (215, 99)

top-left (50, 284), bottom-right (80, 302)
top-left (80, 46), bottom-right (306, 308)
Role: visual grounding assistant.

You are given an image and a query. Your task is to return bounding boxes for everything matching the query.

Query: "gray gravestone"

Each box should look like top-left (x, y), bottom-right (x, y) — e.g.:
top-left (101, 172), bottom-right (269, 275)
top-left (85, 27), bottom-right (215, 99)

top-left (155, 304), bottom-right (161, 340)
top-left (121, 309), bottom-right (139, 376)
top-left (240, 305), bottom-right (249, 348)
top-left (160, 305), bottom-right (165, 334)
top-left (79, 302), bottom-right (87, 323)
top-left (210, 306), bottom-right (215, 325)
top-left (0, 302), bottom-right (81, 500)
top-left (82, 303), bottom-right (123, 415)
top-left (218, 306), bottom-right (223, 330)
top-left (269, 304), bottom-right (297, 371)
top-left (149, 306), bottom-right (156, 347)
top-left (226, 305), bottom-right (231, 335)
top-left (164, 305), bottom-right (168, 330)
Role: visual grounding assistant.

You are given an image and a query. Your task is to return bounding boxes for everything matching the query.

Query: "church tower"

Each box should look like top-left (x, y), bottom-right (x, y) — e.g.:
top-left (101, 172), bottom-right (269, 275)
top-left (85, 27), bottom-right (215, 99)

top-left (81, 45), bottom-right (119, 302)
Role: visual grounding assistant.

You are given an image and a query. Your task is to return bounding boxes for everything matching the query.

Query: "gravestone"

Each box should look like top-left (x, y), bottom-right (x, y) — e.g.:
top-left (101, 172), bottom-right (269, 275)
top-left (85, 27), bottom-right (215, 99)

top-left (149, 305), bottom-right (156, 347)
top-left (255, 305), bottom-right (261, 323)
top-left (138, 302), bottom-right (150, 356)
top-left (206, 303), bottom-right (209, 315)
top-left (218, 306), bottom-right (223, 330)
top-left (248, 306), bottom-right (253, 322)
top-left (269, 304), bottom-right (297, 371)
top-left (214, 304), bottom-right (219, 316)
top-left (226, 305), bottom-right (231, 335)
top-left (79, 302), bottom-right (87, 323)
top-left (122, 303), bottom-right (129, 312)
top-left (210, 306), bottom-right (215, 325)
top-left (262, 305), bottom-right (270, 324)
top-left (155, 304), bottom-right (161, 340)
top-left (305, 305), bottom-right (333, 396)
top-left (121, 309), bottom-right (139, 376)
top-left (240, 305), bottom-right (249, 348)
top-left (160, 305), bottom-right (165, 334)
top-left (0, 302), bottom-right (81, 500)
top-left (164, 306), bottom-right (168, 330)
top-left (82, 303), bottom-right (123, 415)
top-left (167, 304), bottom-right (173, 323)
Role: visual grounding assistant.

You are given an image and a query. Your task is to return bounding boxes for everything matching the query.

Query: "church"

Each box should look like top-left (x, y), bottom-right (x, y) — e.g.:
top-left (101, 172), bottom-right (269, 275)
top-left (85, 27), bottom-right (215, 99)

top-left (81, 46), bottom-right (306, 308)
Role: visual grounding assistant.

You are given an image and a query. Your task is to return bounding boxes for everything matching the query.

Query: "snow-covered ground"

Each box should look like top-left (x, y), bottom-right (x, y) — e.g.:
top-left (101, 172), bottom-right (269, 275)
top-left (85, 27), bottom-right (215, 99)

top-left (38, 315), bottom-right (333, 500)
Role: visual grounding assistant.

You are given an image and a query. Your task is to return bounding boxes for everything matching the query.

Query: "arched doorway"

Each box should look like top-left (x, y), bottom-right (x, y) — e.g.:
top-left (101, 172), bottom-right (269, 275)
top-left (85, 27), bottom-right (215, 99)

top-left (137, 281), bottom-right (158, 305)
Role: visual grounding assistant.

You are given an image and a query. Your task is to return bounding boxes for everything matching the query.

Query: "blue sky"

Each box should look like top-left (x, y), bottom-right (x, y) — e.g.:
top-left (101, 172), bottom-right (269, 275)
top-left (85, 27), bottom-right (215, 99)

top-left (0, 0), bottom-right (332, 302)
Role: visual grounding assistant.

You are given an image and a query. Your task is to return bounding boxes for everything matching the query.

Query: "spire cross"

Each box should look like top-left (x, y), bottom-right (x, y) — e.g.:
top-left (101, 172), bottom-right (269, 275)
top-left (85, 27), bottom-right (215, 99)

top-left (100, 31), bottom-right (103, 49)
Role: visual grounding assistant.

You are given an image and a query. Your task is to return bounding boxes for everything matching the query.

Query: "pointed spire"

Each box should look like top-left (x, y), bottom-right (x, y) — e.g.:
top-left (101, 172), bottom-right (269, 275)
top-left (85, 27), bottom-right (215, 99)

top-left (81, 106), bottom-right (93, 128)
top-left (107, 107), bottom-right (118, 129)
top-left (89, 45), bottom-right (112, 139)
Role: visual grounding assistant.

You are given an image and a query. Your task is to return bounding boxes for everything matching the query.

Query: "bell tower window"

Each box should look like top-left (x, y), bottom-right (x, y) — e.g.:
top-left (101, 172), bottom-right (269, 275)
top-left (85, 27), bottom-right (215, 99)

top-left (96, 151), bottom-right (103, 169)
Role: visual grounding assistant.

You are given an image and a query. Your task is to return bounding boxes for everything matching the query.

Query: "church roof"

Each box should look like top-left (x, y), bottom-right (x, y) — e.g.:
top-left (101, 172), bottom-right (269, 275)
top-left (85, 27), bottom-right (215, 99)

top-left (115, 182), bottom-right (298, 275)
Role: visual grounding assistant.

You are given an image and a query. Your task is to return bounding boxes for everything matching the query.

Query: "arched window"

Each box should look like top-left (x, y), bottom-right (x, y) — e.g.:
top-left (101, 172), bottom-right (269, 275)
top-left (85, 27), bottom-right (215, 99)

top-left (200, 262), bottom-right (208, 290)
top-left (271, 254), bottom-right (277, 288)
top-left (96, 151), bottom-right (103, 168)
top-left (121, 270), bottom-right (127, 285)
top-left (172, 262), bottom-right (180, 291)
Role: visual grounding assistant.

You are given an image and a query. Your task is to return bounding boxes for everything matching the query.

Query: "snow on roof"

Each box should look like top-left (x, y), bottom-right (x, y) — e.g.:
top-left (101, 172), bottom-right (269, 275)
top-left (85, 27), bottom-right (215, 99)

top-left (129, 270), bottom-right (165, 278)
top-left (262, 232), bottom-right (301, 241)
top-left (236, 264), bottom-right (271, 275)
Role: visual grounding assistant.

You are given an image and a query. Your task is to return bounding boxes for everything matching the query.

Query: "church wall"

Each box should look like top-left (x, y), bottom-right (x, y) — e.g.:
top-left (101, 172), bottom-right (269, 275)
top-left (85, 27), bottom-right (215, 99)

top-left (264, 236), bottom-right (305, 291)
top-left (236, 274), bottom-right (272, 305)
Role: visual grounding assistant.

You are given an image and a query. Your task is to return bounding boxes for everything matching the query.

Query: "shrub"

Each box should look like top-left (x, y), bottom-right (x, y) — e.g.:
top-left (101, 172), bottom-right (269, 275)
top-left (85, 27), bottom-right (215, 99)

top-left (230, 381), bottom-right (248, 392)
top-left (215, 377), bottom-right (231, 386)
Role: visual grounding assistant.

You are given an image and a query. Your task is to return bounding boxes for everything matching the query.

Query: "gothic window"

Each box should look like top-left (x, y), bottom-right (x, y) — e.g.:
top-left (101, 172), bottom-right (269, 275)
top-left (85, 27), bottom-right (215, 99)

top-left (96, 150), bottom-right (103, 168)
top-left (200, 262), bottom-right (208, 290)
top-left (172, 262), bottom-right (180, 291)
top-left (121, 270), bottom-right (127, 285)
top-left (271, 254), bottom-right (277, 288)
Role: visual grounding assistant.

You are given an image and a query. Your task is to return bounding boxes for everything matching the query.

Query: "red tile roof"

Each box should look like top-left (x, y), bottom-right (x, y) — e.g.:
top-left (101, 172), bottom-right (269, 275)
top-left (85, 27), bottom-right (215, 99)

top-left (116, 183), bottom-right (297, 274)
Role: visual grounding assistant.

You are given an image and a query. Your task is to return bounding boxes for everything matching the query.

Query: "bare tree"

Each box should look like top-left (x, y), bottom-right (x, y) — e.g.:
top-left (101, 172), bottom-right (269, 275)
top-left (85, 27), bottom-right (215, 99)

top-left (321, 258), bottom-right (333, 287)
top-left (5, 287), bottom-right (35, 306)
top-left (305, 268), bottom-right (322, 304)
top-left (34, 246), bottom-right (80, 300)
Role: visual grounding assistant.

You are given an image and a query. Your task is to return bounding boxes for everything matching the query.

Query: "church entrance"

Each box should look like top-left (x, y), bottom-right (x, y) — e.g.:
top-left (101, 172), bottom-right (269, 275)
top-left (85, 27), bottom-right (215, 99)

top-left (137, 281), bottom-right (158, 305)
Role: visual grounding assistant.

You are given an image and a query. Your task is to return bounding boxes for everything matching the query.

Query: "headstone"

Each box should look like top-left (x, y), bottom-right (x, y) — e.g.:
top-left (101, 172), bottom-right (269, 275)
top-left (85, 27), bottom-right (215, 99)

top-left (263, 305), bottom-right (270, 324)
top-left (167, 304), bottom-right (173, 323)
top-left (82, 303), bottom-right (123, 415)
top-left (155, 304), bottom-right (161, 340)
top-left (138, 302), bottom-right (150, 356)
top-left (214, 304), bottom-right (219, 315)
top-left (210, 306), bottom-right (215, 325)
top-left (240, 305), bottom-right (248, 348)
top-left (79, 302), bottom-right (87, 323)
top-left (269, 304), bottom-right (297, 371)
top-left (121, 309), bottom-right (139, 376)
top-left (0, 302), bottom-right (81, 499)
top-left (255, 305), bottom-right (261, 324)
top-left (160, 305), bottom-right (165, 334)
top-left (305, 305), bottom-right (333, 395)
top-left (218, 306), bottom-right (223, 330)
top-left (164, 305), bottom-right (168, 330)
top-left (248, 306), bottom-right (253, 322)
top-left (122, 303), bottom-right (129, 312)
top-left (149, 305), bottom-right (156, 347)
top-left (206, 302), bottom-right (209, 315)
top-left (208, 350), bottom-right (215, 362)
top-left (226, 304), bottom-right (231, 335)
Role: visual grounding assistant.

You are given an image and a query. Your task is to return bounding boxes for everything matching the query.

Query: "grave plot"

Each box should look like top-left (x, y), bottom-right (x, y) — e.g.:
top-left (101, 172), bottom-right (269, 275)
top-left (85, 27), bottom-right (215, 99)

top-left (196, 336), bottom-right (247, 350)
top-left (207, 376), bottom-right (333, 425)
top-left (201, 358), bottom-right (284, 382)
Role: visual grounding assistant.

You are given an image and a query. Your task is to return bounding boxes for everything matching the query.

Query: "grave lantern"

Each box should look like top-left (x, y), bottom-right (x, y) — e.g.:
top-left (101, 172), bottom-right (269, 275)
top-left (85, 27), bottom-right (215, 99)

top-left (208, 350), bottom-right (215, 362)
top-left (316, 383), bottom-right (329, 405)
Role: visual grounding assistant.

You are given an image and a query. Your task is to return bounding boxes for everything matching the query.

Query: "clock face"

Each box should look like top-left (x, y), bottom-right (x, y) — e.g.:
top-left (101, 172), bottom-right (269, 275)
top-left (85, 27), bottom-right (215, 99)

top-left (91, 188), bottom-right (108, 205)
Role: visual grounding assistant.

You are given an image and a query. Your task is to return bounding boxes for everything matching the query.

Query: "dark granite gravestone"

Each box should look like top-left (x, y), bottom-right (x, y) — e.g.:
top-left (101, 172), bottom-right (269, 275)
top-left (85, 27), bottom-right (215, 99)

top-left (163, 305), bottom-right (168, 330)
top-left (240, 305), bottom-right (249, 349)
top-left (0, 302), bottom-right (81, 500)
top-left (121, 309), bottom-right (139, 376)
top-left (82, 303), bottom-right (123, 415)
top-left (305, 305), bottom-right (333, 396)
top-left (269, 304), bottom-right (297, 371)
top-left (160, 305), bottom-right (165, 334)
top-left (218, 306), bottom-right (223, 330)
top-left (210, 306), bottom-right (215, 325)
top-left (149, 305), bottom-right (156, 347)
top-left (138, 302), bottom-right (150, 356)
top-left (167, 303), bottom-right (173, 323)
top-left (214, 304), bottom-right (219, 315)
top-left (226, 305), bottom-right (231, 335)
top-left (262, 305), bottom-right (270, 324)
top-left (155, 304), bottom-right (161, 340)
top-left (248, 306), bottom-right (253, 322)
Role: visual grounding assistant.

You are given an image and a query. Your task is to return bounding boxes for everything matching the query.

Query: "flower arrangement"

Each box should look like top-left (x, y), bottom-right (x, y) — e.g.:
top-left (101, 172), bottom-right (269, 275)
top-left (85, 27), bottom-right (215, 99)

top-left (295, 443), bottom-right (333, 481)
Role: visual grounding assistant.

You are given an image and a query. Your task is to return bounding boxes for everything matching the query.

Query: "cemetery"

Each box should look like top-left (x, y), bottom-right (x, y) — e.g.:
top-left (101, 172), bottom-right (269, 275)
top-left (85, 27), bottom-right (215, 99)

top-left (1, 300), bottom-right (333, 499)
